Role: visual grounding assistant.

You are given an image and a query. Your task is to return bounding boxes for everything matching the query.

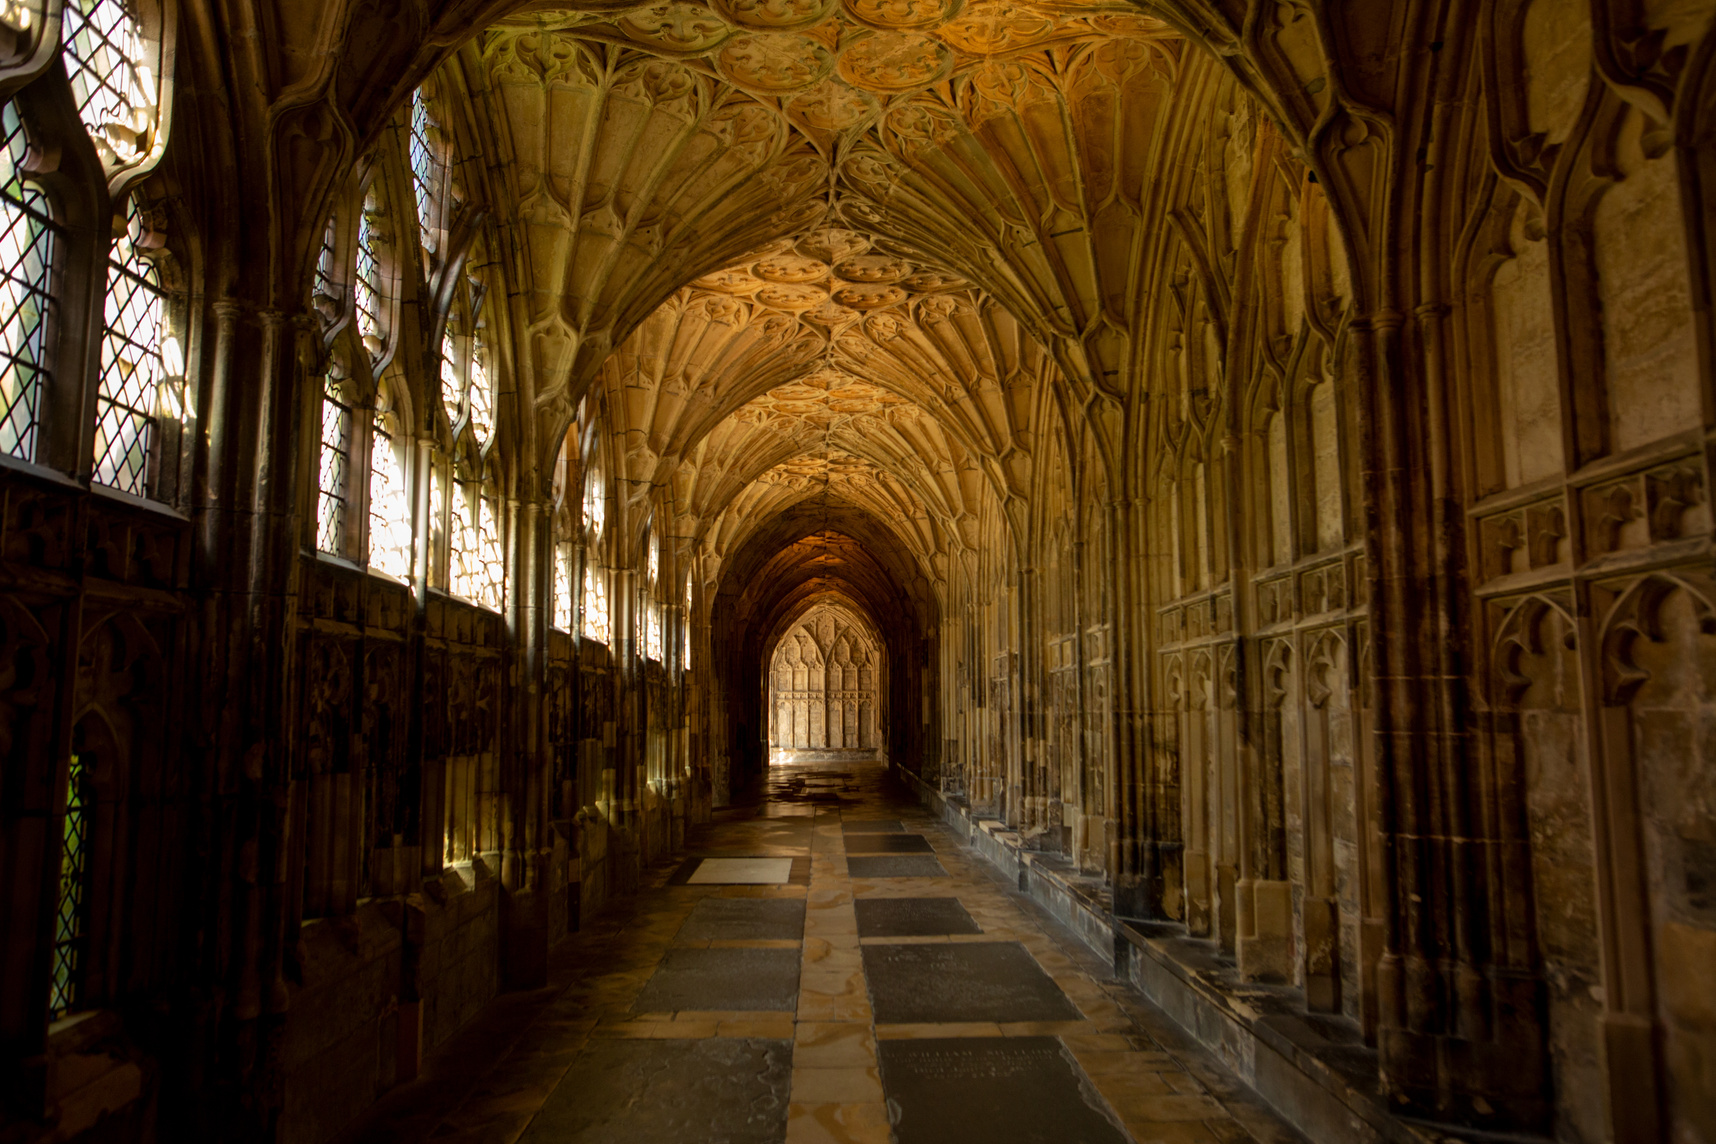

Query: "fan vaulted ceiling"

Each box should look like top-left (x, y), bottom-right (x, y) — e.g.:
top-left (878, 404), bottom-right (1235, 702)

top-left (431, 0), bottom-right (1210, 597)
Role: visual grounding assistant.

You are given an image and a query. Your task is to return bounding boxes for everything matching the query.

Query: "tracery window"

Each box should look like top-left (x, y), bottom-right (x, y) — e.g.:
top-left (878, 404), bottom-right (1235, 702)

top-left (682, 572), bottom-right (692, 667)
top-left (442, 271), bottom-right (504, 611)
top-left (50, 752), bottom-right (90, 1018)
top-left (311, 214), bottom-right (337, 317)
top-left (449, 475), bottom-right (502, 610)
top-left (549, 436), bottom-right (574, 632)
top-left (439, 327), bottom-right (460, 422)
top-left (317, 376), bottom-right (353, 553)
top-left (551, 541), bottom-right (573, 631)
top-left (368, 385), bottom-right (411, 581)
top-left (643, 526), bottom-right (662, 663)
top-left (467, 336), bottom-right (493, 443)
top-left (408, 87), bottom-right (442, 257)
top-left (316, 185), bottom-right (395, 558)
top-left (582, 563), bottom-right (609, 645)
top-left (93, 197), bottom-right (170, 495)
top-left (62, 0), bottom-right (161, 171)
top-left (427, 462), bottom-right (446, 591)
top-left (645, 599), bottom-right (662, 663)
top-left (0, 103), bottom-right (54, 463)
top-left (581, 468), bottom-right (609, 644)
top-left (353, 198), bottom-right (386, 351)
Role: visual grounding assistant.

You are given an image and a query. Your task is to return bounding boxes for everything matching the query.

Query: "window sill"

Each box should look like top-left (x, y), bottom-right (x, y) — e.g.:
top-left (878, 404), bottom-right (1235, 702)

top-left (89, 479), bottom-right (187, 521)
top-left (0, 454), bottom-right (188, 523)
top-left (427, 586), bottom-right (504, 616)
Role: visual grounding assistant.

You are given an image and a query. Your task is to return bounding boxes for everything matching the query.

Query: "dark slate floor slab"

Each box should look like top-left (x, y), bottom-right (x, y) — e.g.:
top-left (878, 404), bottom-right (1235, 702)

top-left (846, 855), bottom-right (948, 879)
top-left (841, 819), bottom-right (903, 833)
top-left (519, 1037), bottom-right (793, 1144)
top-left (854, 896), bottom-right (982, 938)
top-left (676, 897), bottom-right (806, 943)
top-left (632, 947), bottom-right (800, 1012)
top-left (878, 1037), bottom-right (1126, 1144)
top-left (863, 942), bottom-right (1083, 1024)
top-left (844, 832), bottom-right (935, 855)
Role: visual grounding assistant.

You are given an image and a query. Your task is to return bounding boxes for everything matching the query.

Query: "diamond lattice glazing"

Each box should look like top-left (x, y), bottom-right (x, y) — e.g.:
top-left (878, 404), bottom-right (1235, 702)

top-left (0, 103), bottom-right (54, 463)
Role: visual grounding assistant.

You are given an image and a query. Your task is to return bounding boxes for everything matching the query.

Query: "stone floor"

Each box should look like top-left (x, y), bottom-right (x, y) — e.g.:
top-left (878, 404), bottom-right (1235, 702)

top-left (347, 763), bottom-right (1306, 1144)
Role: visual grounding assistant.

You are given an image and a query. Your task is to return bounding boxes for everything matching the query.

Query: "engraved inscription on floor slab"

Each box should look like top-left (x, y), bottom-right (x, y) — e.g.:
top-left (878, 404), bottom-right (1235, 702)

top-left (877, 1037), bottom-right (1126, 1144)
top-left (676, 897), bottom-right (806, 943)
top-left (854, 896), bottom-right (982, 937)
top-left (632, 947), bottom-right (801, 1012)
top-left (846, 855), bottom-right (948, 879)
top-left (863, 942), bottom-right (1084, 1024)
top-left (841, 819), bottom-right (903, 833)
top-left (518, 1037), bottom-right (793, 1144)
top-left (844, 833), bottom-right (936, 855)
top-left (687, 857), bottom-right (794, 884)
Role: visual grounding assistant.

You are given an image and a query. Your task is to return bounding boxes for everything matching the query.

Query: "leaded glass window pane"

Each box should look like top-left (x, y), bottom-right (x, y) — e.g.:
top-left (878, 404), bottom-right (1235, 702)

top-left (582, 562), bottom-right (609, 645)
top-left (428, 460), bottom-right (446, 591)
top-left (0, 103), bottom-right (54, 463)
top-left (448, 479), bottom-right (502, 611)
top-left (552, 542), bottom-right (572, 631)
top-left (50, 753), bottom-right (90, 1018)
top-left (93, 199), bottom-right (167, 496)
top-left (354, 200), bottom-right (385, 351)
top-left (62, 0), bottom-right (157, 169)
top-left (645, 600), bottom-right (662, 662)
top-left (468, 335), bottom-right (493, 446)
top-left (440, 326), bottom-right (461, 425)
top-left (311, 214), bottom-right (337, 324)
top-left (409, 89), bottom-right (440, 256)
top-left (448, 479), bottom-right (477, 599)
top-left (317, 380), bottom-right (351, 554)
top-left (476, 492), bottom-right (503, 610)
top-left (583, 471), bottom-right (604, 539)
top-left (369, 404), bottom-right (410, 581)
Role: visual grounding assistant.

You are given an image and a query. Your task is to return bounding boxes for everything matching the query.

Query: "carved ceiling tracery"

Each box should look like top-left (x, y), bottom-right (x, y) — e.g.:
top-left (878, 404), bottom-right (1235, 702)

top-left (272, 0), bottom-right (1359, 611)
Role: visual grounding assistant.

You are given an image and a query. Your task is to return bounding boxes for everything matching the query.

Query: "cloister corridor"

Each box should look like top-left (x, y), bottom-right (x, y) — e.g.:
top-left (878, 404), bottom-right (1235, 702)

top-left (1, 2), bottom-right (1712, 1144)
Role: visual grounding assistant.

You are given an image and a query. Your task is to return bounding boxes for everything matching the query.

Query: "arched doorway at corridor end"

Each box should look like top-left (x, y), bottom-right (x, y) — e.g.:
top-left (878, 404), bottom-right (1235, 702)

top-left (767, 600), bottom-right (885, 765)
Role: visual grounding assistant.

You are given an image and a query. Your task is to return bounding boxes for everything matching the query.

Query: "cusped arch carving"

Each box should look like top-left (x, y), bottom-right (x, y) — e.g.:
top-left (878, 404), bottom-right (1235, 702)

top-left (1599, 573), bottom-right (1716, 705)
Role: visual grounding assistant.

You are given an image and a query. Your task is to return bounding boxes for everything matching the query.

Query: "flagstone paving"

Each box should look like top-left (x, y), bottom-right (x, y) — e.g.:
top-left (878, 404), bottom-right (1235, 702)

top-left (345, 761), bottom-right (1306, 1144)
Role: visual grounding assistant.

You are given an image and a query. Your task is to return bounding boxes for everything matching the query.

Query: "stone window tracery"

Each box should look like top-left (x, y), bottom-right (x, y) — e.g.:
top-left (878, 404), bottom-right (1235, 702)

top-left (409, 87), bottom-right (442, 258)
top-left (583, 563), bottom-right (608, 645)
top-left (449, 470), bottom-right (503, 611)
top-left (645, 598), bottom-right (662, 662)
top-left (311, 213), bottom-right (337, 317)
top-left (439, 325), bottom-right (460, 423)
top-left (0, 102), bottom-right (54, 464)
top-left (368, 384), bottom-right (410, 581)
top-left (353, 194), bottom-right (387, 353)
top-left (549, 426), bottom-right (576, 632)
top-left (443, 274), bottom-right (503, 611)
top-left (49, 751), bottom-right (90, 1018)
top-left (93, 197), bottom-right (170, 496)
top-left (315, 173), bottom-right (409, 559)
top-left (317, 374), bottom-right (353, 554)
top-left (467, 334), bottom-right (493, 445)
top-left (581, 468), bottom-right (609, 644)
top-left (62, 0), bottom-right (162, 172)
top-left (551, 540), bottom-right (573, 631)
top-left (643, 526), bottom-right (662, 663)
top-left (427, 460), bottom-right (446, 591)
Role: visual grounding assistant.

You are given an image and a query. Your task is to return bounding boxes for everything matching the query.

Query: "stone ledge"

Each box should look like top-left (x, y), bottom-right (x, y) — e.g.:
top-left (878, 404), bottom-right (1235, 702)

top-left (892, 765), bottom-right (1514, 1144)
